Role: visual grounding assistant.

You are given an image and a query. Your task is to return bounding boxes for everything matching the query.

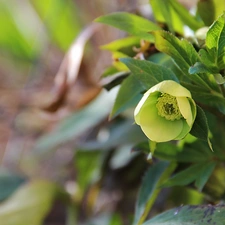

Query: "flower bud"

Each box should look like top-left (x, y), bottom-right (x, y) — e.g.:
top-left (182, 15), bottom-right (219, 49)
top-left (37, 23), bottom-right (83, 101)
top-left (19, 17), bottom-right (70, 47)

top-left (134, 80), bottom-right (196, 142)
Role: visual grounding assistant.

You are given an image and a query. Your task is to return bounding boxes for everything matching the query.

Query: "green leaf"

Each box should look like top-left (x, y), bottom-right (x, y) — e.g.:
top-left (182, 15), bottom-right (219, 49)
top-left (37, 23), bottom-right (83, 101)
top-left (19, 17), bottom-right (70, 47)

top-left (143, 204), bottom-right (225, 225)
top-left (181, 82), bottom-right (225, 114)
top-left (162, 162), bottom-right (215, 188)
top-left (152, 30), bottom-right (199, 76)
top-left (34, 90), bottom-right (117, 153)
top-left (205, 12), bottom-right (225, 69)
top-left (95, 12), bottom-right (161, 42)
top-left (133, 161), bottom-right (176, 225)
top-left (152, 30), bottom-right (214, 89)
top-left (155, 140), bottom-right (213, 163)
top-left (80, 120), bottom-right (146, 151)
top-left (120, 58), bottom-right (179, 89)
top-left (189, 62), bottom-right (225, 84)
top-left (101, 36), bottom-right (140, 56)
top-left (110, 75), bottom-right (144, 119)
top-left (32, 0), bottom-right (81, 51)
top-left (101, 71), bottom-right (130, 91)
top-left (169, 0), bottom-right (204, 31)
top-left (150, 0), bottom-right (183, 34)
top-left (0, 170), bottom-right (26, 201)
top-left (0, 180), bottom-right (66, 225)
top-left (190, 105), bottom-right (212, 150)
top-left (102, 66), bottom-right (120, 78)
top-left (197, 0), bottom-right (225, 26)
top-left (195, 162), bottom-right (216, 191)
top-left (189, 62), bottom-right (212, 74)
top-left (75, 151), bottom-right (102, 191)
top-left (151, 0), bottom-right (203, 33)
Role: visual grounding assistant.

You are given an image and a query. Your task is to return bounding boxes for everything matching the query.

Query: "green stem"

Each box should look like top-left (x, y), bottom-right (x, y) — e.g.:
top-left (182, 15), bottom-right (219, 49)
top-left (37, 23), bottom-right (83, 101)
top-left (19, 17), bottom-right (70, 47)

top-left (137, 162), bottom-right (177, 225)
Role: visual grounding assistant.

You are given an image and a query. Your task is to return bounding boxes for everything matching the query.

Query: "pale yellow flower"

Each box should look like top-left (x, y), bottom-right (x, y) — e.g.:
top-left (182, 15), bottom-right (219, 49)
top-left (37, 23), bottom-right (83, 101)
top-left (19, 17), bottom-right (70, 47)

top-left (134, 80), bottom-right (196, 142)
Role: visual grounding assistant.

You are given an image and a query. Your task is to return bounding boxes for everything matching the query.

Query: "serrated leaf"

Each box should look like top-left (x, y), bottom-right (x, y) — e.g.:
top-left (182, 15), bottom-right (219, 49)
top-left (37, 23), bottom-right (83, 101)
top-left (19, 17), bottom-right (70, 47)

top-left (205, 13), bottom-right (225, 69)
top-left (95, 12), bottom-right (161, 42)
top-left (152, 30), bottom-right (199, 75)
top-left (143, 204), bottom-right (225, 225)
top-left (151, 30), bottom-right (213, 89)
top-left (133, 161), bottom-right (176, 225)
top-left (197, 0), bottom-right (225, 26)
top-left (0, 180), bottom-right (66, 225)
top-left (120, 58), bottom-right (179, 89)
top-left (190, 105), bottom-right (212, 150)
top-left (110, 75), bottom-right (144, 119)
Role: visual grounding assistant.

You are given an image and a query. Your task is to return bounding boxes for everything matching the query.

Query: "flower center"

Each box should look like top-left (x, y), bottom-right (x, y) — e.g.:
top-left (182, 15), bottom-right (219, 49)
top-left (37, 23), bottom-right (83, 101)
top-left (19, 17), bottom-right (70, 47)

top-left (156, 93), bottom-right (183, 121)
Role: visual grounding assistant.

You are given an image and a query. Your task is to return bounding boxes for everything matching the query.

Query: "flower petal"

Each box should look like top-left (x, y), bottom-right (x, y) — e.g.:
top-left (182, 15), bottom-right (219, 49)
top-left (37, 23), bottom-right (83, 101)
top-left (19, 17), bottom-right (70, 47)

top-left (176, 96), bottom-right (193, 127)
top-left (134, 92), bottom-right (159, 124)
top-left (137, 100), bottom-right (184, 142)
top-left (175, 120), bottom-right (191, 140)
top-left (148, 80), bottom-right (192, 98)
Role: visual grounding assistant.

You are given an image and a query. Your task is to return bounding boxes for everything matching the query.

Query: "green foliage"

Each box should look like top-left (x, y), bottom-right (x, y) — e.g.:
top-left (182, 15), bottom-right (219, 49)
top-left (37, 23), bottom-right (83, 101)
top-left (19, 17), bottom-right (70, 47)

top-left (133, 161), bottom-right (176, 225)
top-left (110, 75), bottom-right (144, 119)
top-left (3, 0), bottom-right (225, 224)
top-left (94, 1), bottom-right (225, 224)
top-left (95, 12), bottom-right (161, 42)
top-left (143, 204), bottom-right (225, 225)
top-left (0, 180), bottom-right (67, 225)
top-left (197, 0), bottom-right (225, 26)
top-left (151, 0), bottom-right (203, 33)
top-left (120, 58), bottom-right (179, 89)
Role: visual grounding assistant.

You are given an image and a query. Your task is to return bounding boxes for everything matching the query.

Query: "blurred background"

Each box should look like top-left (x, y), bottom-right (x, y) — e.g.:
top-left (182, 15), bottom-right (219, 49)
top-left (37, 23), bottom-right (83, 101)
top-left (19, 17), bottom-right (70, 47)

top-left (0, 0), bottom-right (200, 225)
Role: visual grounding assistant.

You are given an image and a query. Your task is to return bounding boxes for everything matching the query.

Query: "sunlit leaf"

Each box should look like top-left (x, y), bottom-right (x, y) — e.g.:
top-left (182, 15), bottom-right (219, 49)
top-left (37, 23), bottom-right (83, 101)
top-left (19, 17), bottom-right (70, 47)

top-left (205, 12), bottom-right (225, 69)
top-left (101, 36), bottom-right (140, 56)
top-left (0, 180), bottom-right (66, 225)
top-left (32, 0), bottom-right (81, 50)
top-left (95, 12), bottom-right (161, 42)
top-left (197, 0), bottom-right (225, 26)
top-left (151, 0), bottom-right (203, 33)
top-left (169, 0), bottom-right (203, 30)
top-left (152, 30), bottom-right (199, 75)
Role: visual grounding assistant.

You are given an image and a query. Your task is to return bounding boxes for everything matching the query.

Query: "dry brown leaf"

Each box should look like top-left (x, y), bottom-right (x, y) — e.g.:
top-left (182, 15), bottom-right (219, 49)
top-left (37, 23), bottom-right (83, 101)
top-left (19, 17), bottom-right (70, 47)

top-left (42, 23), bottom-right (102, 114)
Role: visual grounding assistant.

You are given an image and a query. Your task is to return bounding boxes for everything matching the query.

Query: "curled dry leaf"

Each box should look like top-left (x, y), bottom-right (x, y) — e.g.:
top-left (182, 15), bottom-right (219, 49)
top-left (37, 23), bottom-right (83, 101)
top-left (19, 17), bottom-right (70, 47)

top-left (42, 23), bottom-right (102, 115)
